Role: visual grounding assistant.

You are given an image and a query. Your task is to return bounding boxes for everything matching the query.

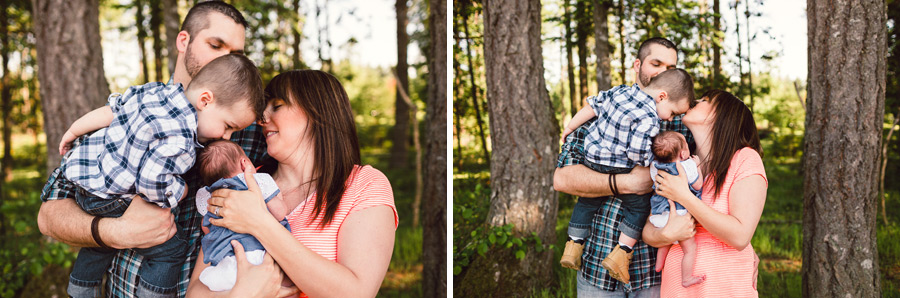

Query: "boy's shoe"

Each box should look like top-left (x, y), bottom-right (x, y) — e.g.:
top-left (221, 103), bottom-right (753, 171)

top-left (560, 240), bottom-right (584, 270)
top-left (601, 245), bottom-right (633, 283)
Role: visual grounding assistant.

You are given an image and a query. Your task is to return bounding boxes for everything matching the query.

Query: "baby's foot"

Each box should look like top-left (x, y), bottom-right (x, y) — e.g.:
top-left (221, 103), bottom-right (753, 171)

top-left (682, 275), bottom-right (706, 288)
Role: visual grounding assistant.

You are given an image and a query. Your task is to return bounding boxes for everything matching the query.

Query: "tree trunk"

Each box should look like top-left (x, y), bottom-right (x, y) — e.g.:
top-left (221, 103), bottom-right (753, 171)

top-left (802, 0), bottom-right (885, 297)
top-left (744, 0), bottom-right (753, 111)
top-left (734, 0), bottom-right (743, 94)
top-left (292, 0), bottom-right (305, 69)
top-left (564, 0), bottom-right (577, 117)
top-left (452, 53), bottom-right (464, 168)
top-left (459, 0), bottom-right (559, 295)
top-left (881, 109), bottom-right (899, 225)
top-left (0, 2), bottom-right (10, 235)
top-left (390, 0), bottom-right (410, 168)
top-left (135, 0), bottom-right (150, 82)
top-left (422, 0), bottom-right (447, 295)
top-left (33, 0), bottom-right (110, 172)
top-left (163, 0), bottom-right (178, 77)
top-left (150, 0), bottom-right (164, 81)
top-left (460, 4), bottom-right (490, 165)
top-left (617, 0), bottom-right (625, 84)
top-left (593, 0), bottom-right (611, 91)
top-left (712, 0), bottom-right (721, 89)
top-left (575, 0), bottom-right (590, 100)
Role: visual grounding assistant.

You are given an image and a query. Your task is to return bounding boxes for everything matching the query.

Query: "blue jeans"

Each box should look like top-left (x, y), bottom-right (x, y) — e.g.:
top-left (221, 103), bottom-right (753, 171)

top-left (568, 163), bottom-right (650, 241)
top-left (67, 186), bottom-right (186, 298)
top-left (576, 275), bottom-right (660, 298)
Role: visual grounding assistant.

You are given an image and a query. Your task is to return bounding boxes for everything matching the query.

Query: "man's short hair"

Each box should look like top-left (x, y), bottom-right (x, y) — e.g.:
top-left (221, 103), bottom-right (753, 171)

top-left (637, 37), bottom-right (677, 62)
top-left (652, 131), bottom-right (685, 163)
top-left (647, 68), bottom-right (695, 105)
top-left (181, 1), bottom-right (248, 37)
top-left (186, 54), bottom-right (266, 120)
top-left (197, 139), bottom-right (245, 186)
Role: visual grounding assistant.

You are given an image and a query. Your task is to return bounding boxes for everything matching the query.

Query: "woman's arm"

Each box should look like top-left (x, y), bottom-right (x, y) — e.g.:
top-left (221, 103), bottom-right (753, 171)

top-left (186, 241), bottom-right (297, 297)
top-left (209, 161), bottom-right (396, 298)
top-left (655, 162), bottom-right (767, 250)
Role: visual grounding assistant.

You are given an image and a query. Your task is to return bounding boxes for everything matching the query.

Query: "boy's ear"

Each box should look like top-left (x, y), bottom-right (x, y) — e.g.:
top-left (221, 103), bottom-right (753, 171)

top-left (197, 89), bottom-right (215, 110)
top-left (176, 31), bottom-right (190, 53)
top-left (657, 90), bottom-right (668, 103)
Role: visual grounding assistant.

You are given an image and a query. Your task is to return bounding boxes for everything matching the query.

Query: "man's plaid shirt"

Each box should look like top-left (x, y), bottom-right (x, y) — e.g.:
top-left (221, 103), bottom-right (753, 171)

top-left (584, 84), bottom-right (660, 169)
top-left (62, 82), bottom-right (200, 208)
top-left (42, 79), bottom-right (271, 297)
top-left (557, 114), bottom-right (693, 293)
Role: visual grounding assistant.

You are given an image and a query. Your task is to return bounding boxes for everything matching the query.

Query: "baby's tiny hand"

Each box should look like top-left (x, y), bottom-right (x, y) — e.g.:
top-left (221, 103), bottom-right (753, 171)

top-left (690, 155), bottom-right (700, 163)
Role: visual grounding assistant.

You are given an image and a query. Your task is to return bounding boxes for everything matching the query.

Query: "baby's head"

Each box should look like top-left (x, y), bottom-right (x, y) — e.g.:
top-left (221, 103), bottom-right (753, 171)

top-left (644, 68), bottom-right (695, 121)
top-left (185, 54), bottom-right (265, 143)
top-left (197, 139), bottom-right (250, 186)
top-left (652, 131), bottom-right (690, 163)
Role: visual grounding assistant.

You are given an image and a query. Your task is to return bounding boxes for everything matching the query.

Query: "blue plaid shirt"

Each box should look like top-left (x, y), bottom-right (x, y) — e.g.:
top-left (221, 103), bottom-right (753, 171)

top-left (61, 82), bottom-right (200, 208)
top-left (584, 84), bottom-right (660, 169)
top-left (41, 79), bottom-right (271, 298)
top-left (557, 114), bottom-right (693, 293)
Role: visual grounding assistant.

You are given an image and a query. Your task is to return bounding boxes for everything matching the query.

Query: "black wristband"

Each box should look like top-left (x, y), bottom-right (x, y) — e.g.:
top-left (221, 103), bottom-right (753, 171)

top-left (91, 216), bottom-right (113, 250)
top-left (610, 173), bottom-right (620, 197)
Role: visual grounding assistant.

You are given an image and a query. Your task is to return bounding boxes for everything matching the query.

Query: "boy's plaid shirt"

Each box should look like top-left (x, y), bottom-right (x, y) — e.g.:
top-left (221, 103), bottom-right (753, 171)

top-left (42, 79), bottom-right (272, 297)
top-left (61, 82), bottom-right (200, 208)
top-left (584, 84), bottom-right (661, 169)
top-left (556, 115), bottom-right (693, 293)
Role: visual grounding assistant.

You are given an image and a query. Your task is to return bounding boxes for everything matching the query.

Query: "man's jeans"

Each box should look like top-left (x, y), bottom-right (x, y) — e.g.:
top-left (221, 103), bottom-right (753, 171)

top-left (568, 163), bottom-right (650, 241)
top-left (577, 275), bottom-right (660, 298)
top-left (67, 187), bottom-right (187, 298)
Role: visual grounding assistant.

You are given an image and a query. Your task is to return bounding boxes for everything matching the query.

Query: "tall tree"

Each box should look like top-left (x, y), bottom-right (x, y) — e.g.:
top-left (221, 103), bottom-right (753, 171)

top-left (33, 0), bottom-right (110, 171)
top-left (150, 0), bottom-right (164, 81)
top-left (391, 0), bottom-right (410, 168)
top-left (712, 0), bottom-right (721, 89)
top-left (423, 1), bottom-right (447, 295)
top-left (617, 0), bottom-right (625, 84)
top-left (458, 0), bottom-right (559, 295)
top-left (564, 0), bottom-right (577, 117)
top-left (593, 0), bottom-right (611, 90)
top-left (743, 0), bottom-right (753, 111)
top-left (802, 0), bottom-right (886, 297)
top-left (459, 0), bottom-right (489, 165)
top-left (1, 3), bottom-right (12, 182)
top-left (575, 0), bottom-right (590, 100)
top-left (164, 0), bottom-right (179, 76)
top-left (135, 0), bottom-right (150, 82)
top-left (291, 0), bottom-right (305, 69)
top-left (733, 0), bottom-right (744, 94)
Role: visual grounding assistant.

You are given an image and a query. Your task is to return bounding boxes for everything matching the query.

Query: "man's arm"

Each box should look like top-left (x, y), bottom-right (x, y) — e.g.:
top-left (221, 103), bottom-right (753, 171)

top-left (59, 106), bottom-right (114, 155)
top-left (553, 165), bottom-right (653, 197)
top-left (37, 197), bottom-right (177, 249)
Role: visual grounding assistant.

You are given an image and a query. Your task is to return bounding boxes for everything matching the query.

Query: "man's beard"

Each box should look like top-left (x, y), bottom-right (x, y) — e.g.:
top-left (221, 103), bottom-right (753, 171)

top-left (638, 63), bottom-right (652, 87)
top-left (184, 41), bottom-right (202, 78)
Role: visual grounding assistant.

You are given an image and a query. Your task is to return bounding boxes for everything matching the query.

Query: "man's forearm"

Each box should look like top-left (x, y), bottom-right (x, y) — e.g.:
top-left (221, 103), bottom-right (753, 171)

top-left (553, 165), bottom-right (653, 197)
top-left (37, 199), bottom-right (100, 247)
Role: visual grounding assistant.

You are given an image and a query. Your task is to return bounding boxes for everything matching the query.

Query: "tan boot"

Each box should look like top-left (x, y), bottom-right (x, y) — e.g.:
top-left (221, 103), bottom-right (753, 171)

top-left (560, 240), bottom-right (584, 270)
top-left (601, 245), bottom-right (633, 283)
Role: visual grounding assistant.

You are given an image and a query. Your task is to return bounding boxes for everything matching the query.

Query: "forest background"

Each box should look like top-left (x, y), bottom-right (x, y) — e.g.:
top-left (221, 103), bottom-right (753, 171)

top-left (0, 0), bottom-right (447, 297)
top-left (453, 0), bottom-right (900, 297)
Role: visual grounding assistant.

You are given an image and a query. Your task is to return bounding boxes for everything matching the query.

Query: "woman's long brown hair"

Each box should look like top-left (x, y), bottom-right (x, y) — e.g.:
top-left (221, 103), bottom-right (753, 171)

top-left (265, 70), bottom-right (361, 228)
top-left (702, 89), bottom-right (762, 198)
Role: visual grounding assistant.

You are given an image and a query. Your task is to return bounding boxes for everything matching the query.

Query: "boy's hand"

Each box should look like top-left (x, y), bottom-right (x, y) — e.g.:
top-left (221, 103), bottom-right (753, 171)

top-left (58, 130), bottom-right (77, 156)
top-left (561, 127), bottom-right (575, 140)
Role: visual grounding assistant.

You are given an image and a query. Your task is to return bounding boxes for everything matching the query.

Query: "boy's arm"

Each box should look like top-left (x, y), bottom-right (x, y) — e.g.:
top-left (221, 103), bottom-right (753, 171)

top-left (59, 106), bottom-right (114, 155)
top-left (562, 105), bottom-right (596, 139)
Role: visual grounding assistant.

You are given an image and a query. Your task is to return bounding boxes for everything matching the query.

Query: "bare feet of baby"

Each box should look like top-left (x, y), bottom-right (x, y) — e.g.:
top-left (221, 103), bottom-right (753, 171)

top-left (682, 275), bottom-right (706, 288)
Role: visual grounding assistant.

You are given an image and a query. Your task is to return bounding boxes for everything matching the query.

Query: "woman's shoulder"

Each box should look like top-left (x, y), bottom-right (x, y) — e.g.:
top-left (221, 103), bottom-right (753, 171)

top-left (729, 147), bottom-right (767, 183)
top-left (343, 165), bottom-right (394, 200)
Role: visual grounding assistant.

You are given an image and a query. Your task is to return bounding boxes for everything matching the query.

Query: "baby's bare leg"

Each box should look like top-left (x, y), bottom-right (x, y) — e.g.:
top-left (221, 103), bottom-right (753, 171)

top-left (656, 245), bottom-right (670, 272)
top-left (680, 237), bottom-right (705, 287)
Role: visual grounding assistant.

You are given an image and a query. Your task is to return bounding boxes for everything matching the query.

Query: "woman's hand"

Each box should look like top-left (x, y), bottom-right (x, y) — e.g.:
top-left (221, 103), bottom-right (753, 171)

top-left (655, 162), bottom-right (694, 204)
top-left (228, 240), bottom-right (291, 298)
top-left (208, 159), bottom-right (273, 235)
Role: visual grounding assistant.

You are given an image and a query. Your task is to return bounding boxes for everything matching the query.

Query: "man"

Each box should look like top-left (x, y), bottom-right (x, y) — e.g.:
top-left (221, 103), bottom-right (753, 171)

top-left (36, 2), bottom-right (290, 297)
top-left (554, 37), bottom-right (696, 297)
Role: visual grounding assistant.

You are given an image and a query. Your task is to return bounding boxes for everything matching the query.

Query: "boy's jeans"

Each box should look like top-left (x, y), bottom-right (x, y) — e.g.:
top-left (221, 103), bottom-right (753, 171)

top-left (67, 186), bottom-right (187, 298)
top-left (568, 163), bottom-right (650, 241)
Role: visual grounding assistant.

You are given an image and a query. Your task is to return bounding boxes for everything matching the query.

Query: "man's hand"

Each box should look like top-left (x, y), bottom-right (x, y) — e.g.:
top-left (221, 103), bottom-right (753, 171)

top-left (620, 166), bottom-right (653, 195)
top-left (105, 197), bottom-right (176, 249)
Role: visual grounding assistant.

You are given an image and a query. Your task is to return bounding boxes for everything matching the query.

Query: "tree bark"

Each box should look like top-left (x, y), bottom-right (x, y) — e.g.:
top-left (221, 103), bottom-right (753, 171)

top-left (802, 0), bottom-right (886, 297)
top-left (163, 0), bottom-right (178, 77)
top-left (564, 0), bottom-right (577, 117)
top-left (593, 0), bottom-right (611, 91)
top-left (460, 4), bottom-right (490, 165)
top-left (390, 0), bottom-right (410, 168)
top-left (135, 0), bottom-right (150, 82)
top-left (292, 0), bottom-right (305, 69)
top-left (150, 0), bottom-right (164, 81)
top-left (575, 0), bottom-right (590, 100)
top-left (458, 0), bottom-right (559, 295)
top-left (422, 1), bottom-right (447, 295)
top-left (33, 0), bottom-right (110, 172)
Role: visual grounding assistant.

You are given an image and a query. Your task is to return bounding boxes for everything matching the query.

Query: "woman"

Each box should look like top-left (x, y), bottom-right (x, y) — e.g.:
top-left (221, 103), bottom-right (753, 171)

top-left (186, 70), bottom-right (398, 297)
top-left (643, 89), bottom-right (767, 297)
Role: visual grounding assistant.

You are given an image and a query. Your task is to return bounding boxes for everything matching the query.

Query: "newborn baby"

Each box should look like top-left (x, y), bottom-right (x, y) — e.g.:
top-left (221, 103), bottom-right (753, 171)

top-left (194, 140), bottom-right (291, 291)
